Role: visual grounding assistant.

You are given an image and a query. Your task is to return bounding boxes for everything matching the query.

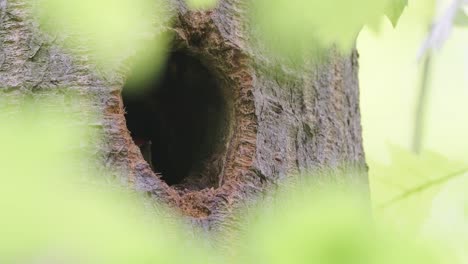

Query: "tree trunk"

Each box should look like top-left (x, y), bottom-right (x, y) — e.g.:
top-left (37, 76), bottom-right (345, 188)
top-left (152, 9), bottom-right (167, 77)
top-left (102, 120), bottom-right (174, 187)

top-left (0, 0), bottom-right (366, 230)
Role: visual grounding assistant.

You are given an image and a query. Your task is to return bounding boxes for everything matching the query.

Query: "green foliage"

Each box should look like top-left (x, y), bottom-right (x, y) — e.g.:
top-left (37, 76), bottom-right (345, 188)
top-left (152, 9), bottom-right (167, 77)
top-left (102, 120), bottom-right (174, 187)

top-left (36, 0), bottom-right (170, 73)
top-left (0, 101), bottom-right (218, 264)
top-left (0, 111), bottom-right (452, 263)
top-left (423, 172), bottom-right (468, 263)
top-left (229, 178), bottom-right (442, 264)
top-left (454, 9), bottom-right (468, 27)
top-left (34, 0), bottom-right (409, 69)
top-left (384, 0), bottom-right (408, 26)
top-left (248, 0), bottom-right (407, 63)
top-left (370, 145), bottom-right (467, 232)
top-left (368, 145), bottom-right (468, 263)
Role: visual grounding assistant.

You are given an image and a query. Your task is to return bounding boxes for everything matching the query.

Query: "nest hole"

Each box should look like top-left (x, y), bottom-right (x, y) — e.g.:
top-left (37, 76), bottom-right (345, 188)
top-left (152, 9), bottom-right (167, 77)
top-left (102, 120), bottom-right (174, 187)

top-left (123, 51), bottom-right (228, 188)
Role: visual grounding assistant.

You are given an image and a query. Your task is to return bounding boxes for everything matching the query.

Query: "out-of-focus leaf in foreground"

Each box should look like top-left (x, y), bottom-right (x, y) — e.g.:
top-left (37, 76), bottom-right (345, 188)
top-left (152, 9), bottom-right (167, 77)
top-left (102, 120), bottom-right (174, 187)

top-left (423, 172), bottom-right (468, 263)
top-left (232, 177), bottom-right (441, 264)
top-left (385, 0), bottom-right (408, 26)
top-left (0, 100), bottom-right (217, 264)
top-left (248, 0), bottom-right (401, 62)
top-left (36, 0), bottom-right (171, 75)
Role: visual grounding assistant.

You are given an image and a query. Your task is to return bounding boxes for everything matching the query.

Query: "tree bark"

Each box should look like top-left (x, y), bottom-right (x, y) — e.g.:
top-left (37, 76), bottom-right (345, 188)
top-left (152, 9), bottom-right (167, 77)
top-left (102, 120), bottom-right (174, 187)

top-left (0, 0), bottom-right (366, 231)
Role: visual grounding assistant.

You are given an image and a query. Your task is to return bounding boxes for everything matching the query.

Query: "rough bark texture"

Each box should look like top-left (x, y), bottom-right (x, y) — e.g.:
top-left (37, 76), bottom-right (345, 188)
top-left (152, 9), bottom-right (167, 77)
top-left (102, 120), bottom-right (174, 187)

top-left (0, 0), bottom-right (366, 231)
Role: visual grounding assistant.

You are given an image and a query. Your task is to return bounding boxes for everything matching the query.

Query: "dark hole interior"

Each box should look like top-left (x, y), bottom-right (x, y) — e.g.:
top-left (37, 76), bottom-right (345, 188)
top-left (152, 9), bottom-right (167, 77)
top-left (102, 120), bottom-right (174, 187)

top-left (123, 52), bottom-right (226, 187)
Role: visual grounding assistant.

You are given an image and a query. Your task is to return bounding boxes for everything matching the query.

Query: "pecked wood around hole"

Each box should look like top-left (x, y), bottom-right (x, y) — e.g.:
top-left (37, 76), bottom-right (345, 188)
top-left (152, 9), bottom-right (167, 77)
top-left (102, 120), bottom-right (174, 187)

top-left (106, 15), bottom-right (259, 220)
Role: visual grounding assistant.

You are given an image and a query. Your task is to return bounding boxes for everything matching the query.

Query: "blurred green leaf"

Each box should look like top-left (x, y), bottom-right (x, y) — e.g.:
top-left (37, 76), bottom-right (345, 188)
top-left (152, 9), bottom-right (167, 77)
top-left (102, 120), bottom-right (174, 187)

top-left (0, 99), bottom-right (218, 264)
top-left (0, 101), bottom-right (455, 263)
top-left (385, 0), bottom-right (408, 27)
top-left (233, 181), bottom-right (440, 264)
top-left (248, 0), bottom-right (389, 62)
top-left (36, 0), bottom-right (170, 73)
top-left (422, 173), bottom-right (468, 263)
top-left (369, 145), bottom-right (467, 232)
top-left (454, 9), bottom-right (468, 27)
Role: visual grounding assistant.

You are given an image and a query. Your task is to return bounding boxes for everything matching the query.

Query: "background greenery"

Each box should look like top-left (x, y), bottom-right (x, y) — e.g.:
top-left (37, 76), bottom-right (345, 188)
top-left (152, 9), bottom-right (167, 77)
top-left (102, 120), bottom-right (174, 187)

top-left (360, 0), bottom-right (468, 236)
top-left (359, 0), bottom-right (468, 161)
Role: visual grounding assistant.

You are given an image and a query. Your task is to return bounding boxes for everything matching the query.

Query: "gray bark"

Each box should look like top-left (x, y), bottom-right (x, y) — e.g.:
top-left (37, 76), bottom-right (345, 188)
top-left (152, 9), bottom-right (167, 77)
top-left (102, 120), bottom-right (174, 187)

top-left (0, 0), bottom-right (366, 231)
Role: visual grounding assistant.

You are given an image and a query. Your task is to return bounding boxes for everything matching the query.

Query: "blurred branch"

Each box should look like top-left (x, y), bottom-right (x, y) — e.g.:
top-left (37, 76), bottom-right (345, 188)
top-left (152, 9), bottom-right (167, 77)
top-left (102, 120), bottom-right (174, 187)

top-left (417, 0), bottom-right (464, 59)
top-left (412, 52), bottom-right (432, 154)
top-left (413, 0), bottom-right (468, 153)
